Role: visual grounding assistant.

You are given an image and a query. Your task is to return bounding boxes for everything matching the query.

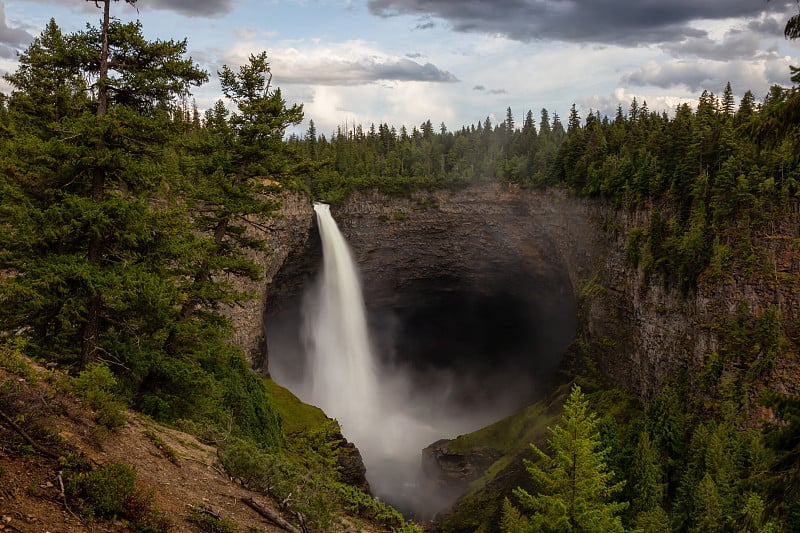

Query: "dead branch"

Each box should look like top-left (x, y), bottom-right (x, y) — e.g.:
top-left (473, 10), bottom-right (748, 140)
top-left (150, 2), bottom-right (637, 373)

top-left (188, 502), bottom-right (222, 520)
top-left (0, 408), bottom-right (59, 459)
top-left (243, 497), bottom-right (303, 533)
top-left (58, 471), bottom-right (82, 521)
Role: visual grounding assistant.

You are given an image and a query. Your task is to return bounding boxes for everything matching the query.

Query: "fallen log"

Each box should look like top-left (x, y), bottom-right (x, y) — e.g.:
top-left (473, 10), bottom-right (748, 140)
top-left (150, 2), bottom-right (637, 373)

top-left (244, 497), bottom-right (303, 533)
top-left (0, 408), bottom-right (59, 459)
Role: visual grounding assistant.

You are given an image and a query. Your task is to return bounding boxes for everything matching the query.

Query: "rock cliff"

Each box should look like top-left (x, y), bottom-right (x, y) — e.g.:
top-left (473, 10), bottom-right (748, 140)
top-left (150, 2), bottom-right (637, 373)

top-left (231, 184), bottom-right (800, 412)
top-left (228, 184), bottom-right (800, 517)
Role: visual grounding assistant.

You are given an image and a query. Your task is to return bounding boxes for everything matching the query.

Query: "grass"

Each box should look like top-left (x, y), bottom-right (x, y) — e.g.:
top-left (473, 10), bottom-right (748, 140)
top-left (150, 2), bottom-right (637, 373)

top-left (262, 379), bottom-right (330, 436)
top-left (143, 430), bottom-right (179, 464)
top-left (447, 386), bottom-right (568, 457)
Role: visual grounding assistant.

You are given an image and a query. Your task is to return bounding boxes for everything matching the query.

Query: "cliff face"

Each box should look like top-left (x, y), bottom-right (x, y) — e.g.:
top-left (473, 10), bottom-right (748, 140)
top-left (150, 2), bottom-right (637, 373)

top-left (589, 207), bottom-right (800, 403)
top-left (222, 192), bottom-right (314, 372)
top-left (237, 184), bottom-right (800, 406)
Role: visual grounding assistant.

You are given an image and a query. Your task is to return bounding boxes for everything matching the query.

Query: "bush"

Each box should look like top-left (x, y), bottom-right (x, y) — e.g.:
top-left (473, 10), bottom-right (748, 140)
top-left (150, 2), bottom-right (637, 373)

top-left (187, 506), bottom-right (238, 533)
top-left (0, 338), bottom-right (35, 380)
top-left (73, 363), bottom-right (126, 429)
top-left (68, 462), bottom-right (171, 532)
top-left (218, 438), bottom-right (271, 489)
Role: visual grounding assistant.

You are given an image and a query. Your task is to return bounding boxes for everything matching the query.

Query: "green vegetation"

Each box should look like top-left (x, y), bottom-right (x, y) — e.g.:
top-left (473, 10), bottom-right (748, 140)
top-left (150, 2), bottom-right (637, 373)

top-left (187, 506), bottom-right (239, 533)
top-left (0, 339), bottom-right (36, 380)
top-left (73, 362), bottom-right (127, 429)
top-left (506, 385), bottom-right (627, 532)
top-left (67, 462), bottom-right (171, 532)
top-left (143, 430), bottom-right (179, 464)
top-left (0, 0), bottom-right (289, 445)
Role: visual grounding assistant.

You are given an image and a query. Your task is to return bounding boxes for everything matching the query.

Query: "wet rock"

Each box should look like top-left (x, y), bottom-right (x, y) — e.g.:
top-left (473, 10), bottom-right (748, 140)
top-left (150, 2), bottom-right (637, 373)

top-left (335, 433), bottom-right (370, 492)
top-left (421, 439), bottom-right (501, 490)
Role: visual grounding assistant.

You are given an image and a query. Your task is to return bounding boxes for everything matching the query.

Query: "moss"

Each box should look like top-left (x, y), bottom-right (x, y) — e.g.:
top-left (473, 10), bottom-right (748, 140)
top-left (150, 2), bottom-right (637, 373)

top-left (262, 379), bottom-right (329, 436)
top-left (447, 401), bottom-right (554, 457)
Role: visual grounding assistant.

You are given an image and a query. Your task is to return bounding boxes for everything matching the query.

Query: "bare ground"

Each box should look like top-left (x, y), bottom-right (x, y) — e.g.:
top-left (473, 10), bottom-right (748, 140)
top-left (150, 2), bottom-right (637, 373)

top-left (0, 360), bottom-right (357, 533)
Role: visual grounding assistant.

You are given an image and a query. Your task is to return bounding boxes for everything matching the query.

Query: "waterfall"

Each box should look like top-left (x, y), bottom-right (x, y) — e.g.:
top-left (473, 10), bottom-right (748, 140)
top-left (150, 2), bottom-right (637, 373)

top-left (304, 202), bottom-right (380, 438)
top-left (303, 202), bottom-right (448, 516)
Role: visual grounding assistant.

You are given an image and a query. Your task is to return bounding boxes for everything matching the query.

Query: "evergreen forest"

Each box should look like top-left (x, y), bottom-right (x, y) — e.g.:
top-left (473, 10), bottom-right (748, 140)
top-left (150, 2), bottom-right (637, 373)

top-left (1, 1), bottom-right (800, 532)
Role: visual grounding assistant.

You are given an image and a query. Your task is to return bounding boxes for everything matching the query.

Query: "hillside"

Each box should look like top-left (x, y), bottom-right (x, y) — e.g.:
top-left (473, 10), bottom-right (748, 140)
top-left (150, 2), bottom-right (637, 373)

top-left (0, 354), bottom-right (386, 533)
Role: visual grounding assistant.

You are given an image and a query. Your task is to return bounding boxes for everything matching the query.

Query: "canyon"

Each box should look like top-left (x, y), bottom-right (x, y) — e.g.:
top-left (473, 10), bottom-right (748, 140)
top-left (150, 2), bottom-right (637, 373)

top-left (224, 183), bottom-right (800, 519)
top-left (236, 184), bottom-right (800, 402)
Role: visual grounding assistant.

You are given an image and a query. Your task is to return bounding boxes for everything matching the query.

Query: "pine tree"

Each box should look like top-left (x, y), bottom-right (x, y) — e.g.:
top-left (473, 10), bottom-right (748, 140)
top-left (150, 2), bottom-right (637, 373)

top-left (178, 52), bottom-right (303, 322)
top-left (568, 103), bottom-right (581, 133)
top-left (0, 8), bottom-right (206, 367)
top-left (722, 82), bottom-right (735, 117)
top-left (513, 384), bottom-right (627, 533)
top-left (630, 431), bottom-right (664, 514)
top-left (501, 497), bottom-right (529, 533)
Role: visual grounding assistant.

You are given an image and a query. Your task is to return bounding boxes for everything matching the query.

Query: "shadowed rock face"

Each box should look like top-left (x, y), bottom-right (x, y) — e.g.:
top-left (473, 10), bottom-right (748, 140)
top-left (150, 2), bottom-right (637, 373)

top-left (264, 185), bottom-right (592, 417)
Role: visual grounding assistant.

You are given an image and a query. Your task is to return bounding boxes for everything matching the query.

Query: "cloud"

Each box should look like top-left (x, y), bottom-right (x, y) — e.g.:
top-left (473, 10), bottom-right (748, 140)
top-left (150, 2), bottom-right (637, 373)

top-left (622, 55), bottom-right (795, 94)
top-left (663, 28), bottom-right (764, 61)
top-left (470, 84), bottom-right (504, 94)
top-left (147, 0), bottom-right (235, 17)
top-left (0, 1), bottom-right (33, 57)
top-left (579, 87), bottom-right (696, 120)
top-left (367, 0), bottom-right (797, 47)
top-left (21, 0), bottom-right (234, 17)
top-left (224, 40), bottom-right (459, 86)
top-left (306, 80), bottom-right (459, 133)
top-left (660, 14), bottom-right (793, 61)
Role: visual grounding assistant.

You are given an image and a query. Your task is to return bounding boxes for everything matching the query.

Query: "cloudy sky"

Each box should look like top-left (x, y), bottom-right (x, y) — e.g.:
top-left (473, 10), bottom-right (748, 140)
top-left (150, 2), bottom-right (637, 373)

top-left (1, 0), bottom-right (799, 136)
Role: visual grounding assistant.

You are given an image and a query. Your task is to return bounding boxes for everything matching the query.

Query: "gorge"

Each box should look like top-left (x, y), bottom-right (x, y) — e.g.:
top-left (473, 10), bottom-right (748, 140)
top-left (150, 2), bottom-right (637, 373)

top-left (223, 183), bottom-right (800, 520)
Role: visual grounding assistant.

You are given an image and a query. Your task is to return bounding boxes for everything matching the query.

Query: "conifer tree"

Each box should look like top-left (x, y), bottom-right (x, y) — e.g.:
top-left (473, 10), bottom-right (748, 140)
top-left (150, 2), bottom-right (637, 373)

top-left (0, 7), bottom-right (206, 368)
top-left (511, 385), bottom-right (627, 533)
top-left (178, 52), bottom-right (303, 322)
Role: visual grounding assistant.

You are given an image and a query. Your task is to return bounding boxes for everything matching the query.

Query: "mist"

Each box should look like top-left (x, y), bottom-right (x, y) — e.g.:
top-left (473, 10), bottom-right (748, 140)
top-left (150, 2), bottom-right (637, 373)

top-left (266, 204), bottom-right (575, 519)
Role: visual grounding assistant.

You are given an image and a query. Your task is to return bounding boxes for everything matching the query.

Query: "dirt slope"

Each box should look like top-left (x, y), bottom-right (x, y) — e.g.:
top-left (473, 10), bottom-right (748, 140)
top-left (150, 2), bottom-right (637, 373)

top-left (0, 361), bottom-right (297, 533)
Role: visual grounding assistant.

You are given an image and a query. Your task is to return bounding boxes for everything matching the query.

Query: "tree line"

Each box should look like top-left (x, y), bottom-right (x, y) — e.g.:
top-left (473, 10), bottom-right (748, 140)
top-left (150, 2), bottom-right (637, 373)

top-left (292, 81), bottom-right (800, 297)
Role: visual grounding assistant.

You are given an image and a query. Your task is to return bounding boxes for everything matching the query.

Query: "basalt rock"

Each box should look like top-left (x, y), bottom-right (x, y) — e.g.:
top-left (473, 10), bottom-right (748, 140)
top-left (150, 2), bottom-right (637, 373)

top-left (421, 438), bottom-right (502, 490)
top-left (232, 184), bottom-right (800, 412)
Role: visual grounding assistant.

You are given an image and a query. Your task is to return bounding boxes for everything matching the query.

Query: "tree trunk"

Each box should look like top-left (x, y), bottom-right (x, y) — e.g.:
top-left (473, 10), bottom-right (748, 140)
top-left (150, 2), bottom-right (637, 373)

top-left (243, 498), bottom-right (303, 533)
top-left (80, 0), bottom-right (111, 368)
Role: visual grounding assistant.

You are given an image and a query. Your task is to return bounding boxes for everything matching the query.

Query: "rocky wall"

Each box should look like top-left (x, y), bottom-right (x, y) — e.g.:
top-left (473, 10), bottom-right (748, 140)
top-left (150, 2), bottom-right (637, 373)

top-left (232, 184), bottom-right (800, 405)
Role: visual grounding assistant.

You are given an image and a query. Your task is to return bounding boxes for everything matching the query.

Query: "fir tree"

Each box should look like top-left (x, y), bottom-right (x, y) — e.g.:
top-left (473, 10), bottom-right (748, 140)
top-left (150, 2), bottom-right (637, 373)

top-left (178, 52), bottom-right (303, 321)
top-left (0, 8), bottom-right (206, 367)
top-left (512, 385), bottom-right (627, 533)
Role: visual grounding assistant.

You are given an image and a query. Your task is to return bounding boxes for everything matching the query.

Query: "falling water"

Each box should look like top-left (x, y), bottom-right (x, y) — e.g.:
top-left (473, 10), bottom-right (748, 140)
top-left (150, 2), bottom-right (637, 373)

top-left (303, 202), bottom-right (445, 515)
top-left (304, 202), bottom-right (380, 437)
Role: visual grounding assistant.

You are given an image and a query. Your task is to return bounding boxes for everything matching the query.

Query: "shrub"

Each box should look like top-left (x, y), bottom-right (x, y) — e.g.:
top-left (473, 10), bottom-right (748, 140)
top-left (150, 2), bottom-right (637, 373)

top-left (0, 338), bottom-right (35, 380)
top-left (218, 438), bottom-right (271, 489)
top-left (187, 506), bottom-right (238, 533)
top-left (68, 462), bottom-right (171, 532)
top-left (73, 363), bottom-right (126, 429)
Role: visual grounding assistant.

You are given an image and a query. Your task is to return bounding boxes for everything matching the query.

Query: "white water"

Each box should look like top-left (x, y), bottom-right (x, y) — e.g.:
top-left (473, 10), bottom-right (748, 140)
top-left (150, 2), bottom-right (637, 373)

top-left (304, 202), bottom-right (381, 438)
top-left (303, 202), bottom-right (444, 513)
